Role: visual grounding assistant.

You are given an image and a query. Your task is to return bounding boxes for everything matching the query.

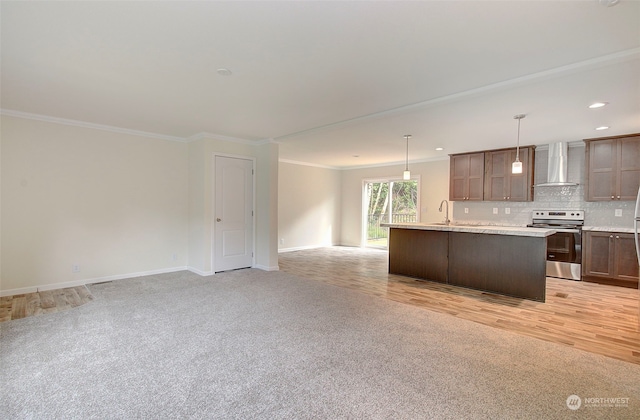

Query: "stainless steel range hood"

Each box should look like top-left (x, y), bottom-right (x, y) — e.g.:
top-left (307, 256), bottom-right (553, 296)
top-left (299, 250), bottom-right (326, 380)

top-left (535, 142), bottom-right (579, 187)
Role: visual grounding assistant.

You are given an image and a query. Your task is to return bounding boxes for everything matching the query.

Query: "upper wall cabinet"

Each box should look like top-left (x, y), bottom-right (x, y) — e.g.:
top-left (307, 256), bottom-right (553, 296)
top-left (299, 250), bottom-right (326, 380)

top-left (484, 146), bottom-right (535, 202)
top-left (584, 134), bottom-right (640, 201)
top-left (449, 152), bottom-right (484, 201)
top-left (449, 146), bottom-right (535, 202)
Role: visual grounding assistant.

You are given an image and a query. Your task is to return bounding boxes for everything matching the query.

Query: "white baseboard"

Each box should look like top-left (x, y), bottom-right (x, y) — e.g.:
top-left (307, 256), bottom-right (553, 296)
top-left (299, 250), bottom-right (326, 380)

top-left (82, 266), bottom-right (189, 287)
top-left (0, 266), bottom-right (189, 297)
top-left (254, 264), bottom-right (280, 271)
top-left (187, 266), bottom-right (214, 276)
top-left (339, 242), bottom-right (362, 248)
top-left (0, 285), bottom-right (39, 297)
top-left (37, 278), bottom-right (92, 292)
top-left (0, 262), bottom-right (291, 297)
top-left (278, 244), bottom-right (333, 253)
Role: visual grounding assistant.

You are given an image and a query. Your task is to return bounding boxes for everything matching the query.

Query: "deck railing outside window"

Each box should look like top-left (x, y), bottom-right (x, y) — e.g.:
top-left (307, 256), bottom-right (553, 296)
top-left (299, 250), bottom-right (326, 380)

top-left (367, 213), bottom-right (416, 240)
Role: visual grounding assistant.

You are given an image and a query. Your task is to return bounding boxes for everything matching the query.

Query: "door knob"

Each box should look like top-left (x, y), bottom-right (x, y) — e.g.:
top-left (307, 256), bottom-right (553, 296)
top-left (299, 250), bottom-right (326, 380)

top-left (217, 218), bottom-right (222, 222)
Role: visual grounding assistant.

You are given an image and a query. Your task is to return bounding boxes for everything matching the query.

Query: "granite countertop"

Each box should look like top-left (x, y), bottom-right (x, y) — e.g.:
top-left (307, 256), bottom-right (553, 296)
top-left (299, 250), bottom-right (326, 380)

top-left (381, 222), bottom-right (555, 237)
top-left (582, 226), bottom-right (636, 234)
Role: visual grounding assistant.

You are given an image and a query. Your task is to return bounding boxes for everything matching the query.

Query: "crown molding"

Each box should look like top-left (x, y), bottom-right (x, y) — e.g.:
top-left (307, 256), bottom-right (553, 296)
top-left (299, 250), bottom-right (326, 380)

top-left (341, 155), bottom-right (449, 171)
top-left (279, 155), bottom-right (448, 171)
top-left (278, 159), bottom-right (340, 170)
top-left (0, 109), bottom-right (269, 147)
top-left (186, 131), bottom-right (267, 145)
top-left (0, 108), bottom-right (186, 142)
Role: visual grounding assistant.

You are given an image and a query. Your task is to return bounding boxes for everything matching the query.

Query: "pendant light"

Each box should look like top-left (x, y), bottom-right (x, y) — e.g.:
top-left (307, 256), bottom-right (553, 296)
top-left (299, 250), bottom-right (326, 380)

top-left (403, 134), bottom-right (412, 180)
top-left (512, 114), bottom-right (526, 174)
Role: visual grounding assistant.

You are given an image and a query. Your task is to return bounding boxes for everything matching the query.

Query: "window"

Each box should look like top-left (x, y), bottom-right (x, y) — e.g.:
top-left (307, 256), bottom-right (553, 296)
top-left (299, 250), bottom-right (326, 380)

top-left (363, 178), bottom-right (419, 248)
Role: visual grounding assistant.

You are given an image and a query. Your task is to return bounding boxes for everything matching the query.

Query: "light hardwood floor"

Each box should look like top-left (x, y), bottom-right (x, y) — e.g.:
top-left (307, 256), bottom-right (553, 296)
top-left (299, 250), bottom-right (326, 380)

top-left (0, 286), bottom-right (94, 322)
top-left (279, 246), bottom-right (640, 365)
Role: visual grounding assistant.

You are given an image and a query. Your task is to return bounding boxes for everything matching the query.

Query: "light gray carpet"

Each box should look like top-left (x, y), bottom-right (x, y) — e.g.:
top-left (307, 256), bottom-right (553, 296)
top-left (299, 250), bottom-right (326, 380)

top-left (1, 269), bottom-right (639, 419)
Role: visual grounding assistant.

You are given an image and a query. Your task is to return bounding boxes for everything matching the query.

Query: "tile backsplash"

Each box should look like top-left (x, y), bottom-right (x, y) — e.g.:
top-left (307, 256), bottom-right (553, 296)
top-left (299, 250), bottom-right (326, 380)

top-left (451, 143), bottom-right (636, 228)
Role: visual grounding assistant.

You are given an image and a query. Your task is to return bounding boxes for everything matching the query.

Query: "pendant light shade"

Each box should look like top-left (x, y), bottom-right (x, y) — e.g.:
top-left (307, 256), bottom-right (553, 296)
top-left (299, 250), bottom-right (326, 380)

top-left (512, 160), bottom-right (523, 174)
top-left (403, 135), bottom-right (411, 180)
top-left (512, 115), bottom-right (526, 174)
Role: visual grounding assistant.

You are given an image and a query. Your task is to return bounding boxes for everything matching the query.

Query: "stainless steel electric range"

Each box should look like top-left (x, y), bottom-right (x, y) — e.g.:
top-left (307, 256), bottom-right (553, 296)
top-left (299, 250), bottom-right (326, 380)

top-left (529, 210), bottom-right (584, 281)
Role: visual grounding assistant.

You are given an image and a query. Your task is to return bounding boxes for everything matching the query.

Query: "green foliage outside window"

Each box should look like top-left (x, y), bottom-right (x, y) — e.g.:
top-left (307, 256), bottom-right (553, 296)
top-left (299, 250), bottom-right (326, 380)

top-left (366, 180), bottom-right (418, 242)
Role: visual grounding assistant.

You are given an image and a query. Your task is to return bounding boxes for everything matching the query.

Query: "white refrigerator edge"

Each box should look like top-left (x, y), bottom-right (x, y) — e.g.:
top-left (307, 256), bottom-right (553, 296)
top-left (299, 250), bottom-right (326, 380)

top-left (635, 186), bottom-right (640, 266)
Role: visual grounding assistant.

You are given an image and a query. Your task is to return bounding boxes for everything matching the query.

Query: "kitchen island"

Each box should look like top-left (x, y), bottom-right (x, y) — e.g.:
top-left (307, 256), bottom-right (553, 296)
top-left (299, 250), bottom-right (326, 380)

top-left (381, 223), bottom-right (555, 302)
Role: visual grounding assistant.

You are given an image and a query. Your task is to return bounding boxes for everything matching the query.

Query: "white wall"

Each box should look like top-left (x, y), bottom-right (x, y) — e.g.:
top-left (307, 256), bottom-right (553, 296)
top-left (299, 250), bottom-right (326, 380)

top-left (1, 115), bottom-right (189, 294)
top-left (278, 162), bottom-right (342, 251)
top-left (1, 117), bottom-right (282, 294)
top-left (340, 159), bottom-right (450, 247)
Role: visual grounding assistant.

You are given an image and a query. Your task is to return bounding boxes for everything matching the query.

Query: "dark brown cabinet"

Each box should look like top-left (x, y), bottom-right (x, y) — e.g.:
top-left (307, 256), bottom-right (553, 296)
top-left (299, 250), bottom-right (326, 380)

top-left (448, 231), bottom-right (546, 302)
top-left (449, 146), bottom-right (535, 202)
top-left (449, 152), bottom-right (484, 201)
top-left (484, 146), bottom-right (535, 202)
top-left (388, 228), bottom-right (448, 283)
top-left (388, 227), bottom-right (547, 301)
top-left (584, 134), bottom-right (640, 201)
top-left (583, 231), bottom-right (639, 288)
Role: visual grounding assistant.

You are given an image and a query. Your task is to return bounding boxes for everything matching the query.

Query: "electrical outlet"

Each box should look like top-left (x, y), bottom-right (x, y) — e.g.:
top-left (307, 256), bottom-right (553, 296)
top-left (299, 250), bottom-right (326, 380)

top-left (464, 207), bottom-right (469, 214)
top-left (72, 264), bottom-right (80, 273)
top-left (615, 209), bottom-right (622, 217)
top-left (505, 208), bottom-right (511, 214)
top-left (280, 238), bottom-right (285, 244)
top-left (493, 208), bottom-right (498, 215)
top-left (172, 253), bottom-right (178, 261)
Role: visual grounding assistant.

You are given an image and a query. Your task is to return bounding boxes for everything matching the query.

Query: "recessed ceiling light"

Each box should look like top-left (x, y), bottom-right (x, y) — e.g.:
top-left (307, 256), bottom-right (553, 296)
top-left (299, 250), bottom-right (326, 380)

top-left (216, 68), bottom-right (233, 76)
top-left (589, 102), bottom-right (608, 109)
top-left (352, 155), bottom-right (359, 158)
top-left (595, 126), bottom-right (610, 131)
top-left (435, 147), bottom-right (444, 151)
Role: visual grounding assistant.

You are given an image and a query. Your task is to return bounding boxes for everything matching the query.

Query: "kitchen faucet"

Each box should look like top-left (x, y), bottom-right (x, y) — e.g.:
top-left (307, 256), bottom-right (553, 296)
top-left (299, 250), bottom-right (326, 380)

top-left (439, 200), bottom-right (450, 225)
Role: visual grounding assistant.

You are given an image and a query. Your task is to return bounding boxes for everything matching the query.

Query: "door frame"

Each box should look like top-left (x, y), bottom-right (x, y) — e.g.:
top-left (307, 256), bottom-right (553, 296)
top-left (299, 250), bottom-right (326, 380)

top-left (211, 153), bottom-right (257, 274)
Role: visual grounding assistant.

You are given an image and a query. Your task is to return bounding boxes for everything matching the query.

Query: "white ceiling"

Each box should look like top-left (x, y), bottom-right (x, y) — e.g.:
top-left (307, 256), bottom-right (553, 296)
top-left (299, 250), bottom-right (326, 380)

top-left (2, 1), bottom-right (639, 168)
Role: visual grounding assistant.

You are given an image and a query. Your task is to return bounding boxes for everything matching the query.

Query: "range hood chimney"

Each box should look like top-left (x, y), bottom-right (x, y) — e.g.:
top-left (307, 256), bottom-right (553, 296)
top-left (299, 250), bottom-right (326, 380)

top-left (535, 142), bottom-right (578, 187)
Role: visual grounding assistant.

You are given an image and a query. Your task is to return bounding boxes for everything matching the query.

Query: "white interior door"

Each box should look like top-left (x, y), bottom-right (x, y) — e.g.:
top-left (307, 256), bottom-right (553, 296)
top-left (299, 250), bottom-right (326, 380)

top-left (214, 156), bottom-right (254, 272)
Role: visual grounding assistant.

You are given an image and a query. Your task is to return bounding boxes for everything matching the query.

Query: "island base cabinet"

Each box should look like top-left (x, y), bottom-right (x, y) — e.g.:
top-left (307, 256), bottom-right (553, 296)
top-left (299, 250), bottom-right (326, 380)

top-left (448, 232), bottom-right (547, 301)
top-left (387, 228), bottom-right (547, 301)
top-left (389, 229), bottom-right (448, 283)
